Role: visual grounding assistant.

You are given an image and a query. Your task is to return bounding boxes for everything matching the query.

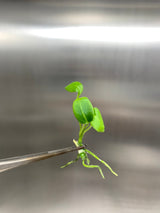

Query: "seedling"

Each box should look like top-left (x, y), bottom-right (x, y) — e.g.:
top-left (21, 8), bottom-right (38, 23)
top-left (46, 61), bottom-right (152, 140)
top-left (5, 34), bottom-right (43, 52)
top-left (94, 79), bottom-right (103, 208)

top-left (61, 81), bottom-right (118, 179)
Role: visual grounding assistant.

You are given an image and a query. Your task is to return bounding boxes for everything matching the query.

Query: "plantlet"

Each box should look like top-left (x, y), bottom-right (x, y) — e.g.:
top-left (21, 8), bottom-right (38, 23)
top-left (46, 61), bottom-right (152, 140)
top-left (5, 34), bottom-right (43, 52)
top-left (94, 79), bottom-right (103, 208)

top-left (61, 81), bottom-right (118, 179)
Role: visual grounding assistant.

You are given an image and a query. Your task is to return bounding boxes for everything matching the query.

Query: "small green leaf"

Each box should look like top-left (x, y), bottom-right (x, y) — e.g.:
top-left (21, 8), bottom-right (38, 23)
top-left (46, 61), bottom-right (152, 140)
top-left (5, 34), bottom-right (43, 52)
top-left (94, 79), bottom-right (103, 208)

top-left (73, 97), bottom-right (94, 124)
top-left (65, 81), bottom-right (83, 96)
top-left (91, 107), bottom-right (105, 132)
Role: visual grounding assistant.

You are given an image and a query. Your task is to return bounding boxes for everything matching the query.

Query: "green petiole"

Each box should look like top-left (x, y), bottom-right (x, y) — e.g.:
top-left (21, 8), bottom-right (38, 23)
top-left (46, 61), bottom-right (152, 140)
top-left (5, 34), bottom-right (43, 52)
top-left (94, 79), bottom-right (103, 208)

top-left (61, 81), bottom-right (118, 179)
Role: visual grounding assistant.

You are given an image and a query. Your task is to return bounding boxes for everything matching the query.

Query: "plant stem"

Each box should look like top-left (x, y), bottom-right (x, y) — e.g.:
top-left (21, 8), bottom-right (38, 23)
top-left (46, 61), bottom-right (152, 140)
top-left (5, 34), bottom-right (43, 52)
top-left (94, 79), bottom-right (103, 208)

top-left (83, 125), bottom-right (92, 135)
top-left (78, 124), bottom-right (92, 146)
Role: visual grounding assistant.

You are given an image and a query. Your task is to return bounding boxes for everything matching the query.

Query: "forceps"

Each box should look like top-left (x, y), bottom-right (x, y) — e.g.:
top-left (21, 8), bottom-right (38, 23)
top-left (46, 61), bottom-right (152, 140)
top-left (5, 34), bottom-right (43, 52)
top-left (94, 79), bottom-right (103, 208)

top-left (0, 145), bottom-right (85, 173)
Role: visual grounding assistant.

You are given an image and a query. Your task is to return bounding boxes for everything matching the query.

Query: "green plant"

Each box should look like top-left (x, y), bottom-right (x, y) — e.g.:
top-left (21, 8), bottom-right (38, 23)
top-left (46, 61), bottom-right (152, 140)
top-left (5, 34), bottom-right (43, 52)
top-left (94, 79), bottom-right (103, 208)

top-left (61, 81), bottom-right (118, 179)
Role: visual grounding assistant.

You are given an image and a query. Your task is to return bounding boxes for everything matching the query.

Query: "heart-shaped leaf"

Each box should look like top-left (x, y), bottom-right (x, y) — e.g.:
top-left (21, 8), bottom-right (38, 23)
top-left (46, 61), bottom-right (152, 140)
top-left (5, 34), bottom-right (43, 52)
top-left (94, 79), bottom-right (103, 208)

top-left (91, 107), bottom-right (105, 132)
top-left (65, 81), bottom-right (83, 97)
top-left (73, 97), bottom-right (94, 124)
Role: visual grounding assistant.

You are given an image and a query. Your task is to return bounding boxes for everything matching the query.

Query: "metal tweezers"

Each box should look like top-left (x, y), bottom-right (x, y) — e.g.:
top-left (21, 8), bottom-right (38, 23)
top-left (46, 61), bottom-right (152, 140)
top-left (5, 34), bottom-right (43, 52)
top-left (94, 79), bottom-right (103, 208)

top-left (0, 145), bottom-right (85, 173)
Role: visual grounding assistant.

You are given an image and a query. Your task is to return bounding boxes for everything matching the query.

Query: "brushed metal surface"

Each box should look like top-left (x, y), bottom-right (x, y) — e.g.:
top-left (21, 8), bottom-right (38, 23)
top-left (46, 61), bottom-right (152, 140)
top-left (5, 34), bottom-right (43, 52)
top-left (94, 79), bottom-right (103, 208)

top-left (0, 1), bottom-right (160, 213)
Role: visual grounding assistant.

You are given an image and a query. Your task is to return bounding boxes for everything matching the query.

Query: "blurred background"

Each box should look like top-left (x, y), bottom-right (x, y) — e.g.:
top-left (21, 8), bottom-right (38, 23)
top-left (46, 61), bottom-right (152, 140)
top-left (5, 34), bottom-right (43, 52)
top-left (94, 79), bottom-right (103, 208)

top-left (0, 0), bottom-right (160, 212)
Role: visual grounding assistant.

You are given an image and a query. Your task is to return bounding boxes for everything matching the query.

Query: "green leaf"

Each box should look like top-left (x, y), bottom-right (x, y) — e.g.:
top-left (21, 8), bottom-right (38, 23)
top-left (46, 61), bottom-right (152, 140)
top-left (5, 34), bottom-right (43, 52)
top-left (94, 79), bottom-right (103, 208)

top-left (73, 97), bottom-right (94, 124)
top-left (65, 81), bottom-right (83, 96)
top-left (91, 107), bottom-right (105, 132)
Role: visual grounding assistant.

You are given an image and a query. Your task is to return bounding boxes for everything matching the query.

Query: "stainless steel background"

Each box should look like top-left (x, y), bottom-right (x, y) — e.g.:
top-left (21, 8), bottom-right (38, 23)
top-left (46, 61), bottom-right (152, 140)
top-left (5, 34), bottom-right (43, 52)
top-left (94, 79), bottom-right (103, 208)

top-left (0, 1), bottom-right (160, 212)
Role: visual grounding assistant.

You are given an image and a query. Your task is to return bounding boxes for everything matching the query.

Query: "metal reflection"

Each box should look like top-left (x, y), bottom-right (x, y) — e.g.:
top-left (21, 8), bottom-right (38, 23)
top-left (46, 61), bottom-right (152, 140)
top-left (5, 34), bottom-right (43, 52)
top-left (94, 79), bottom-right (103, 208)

top-left (1, 25), bottom-right (160, 44)
top-left (27, 26), bottom-right (160, 43)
